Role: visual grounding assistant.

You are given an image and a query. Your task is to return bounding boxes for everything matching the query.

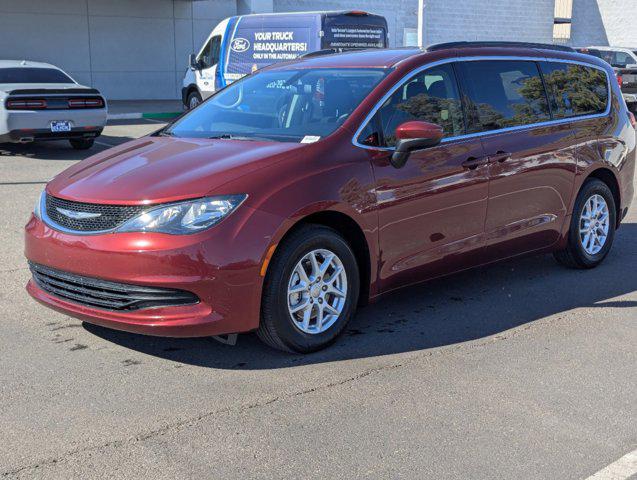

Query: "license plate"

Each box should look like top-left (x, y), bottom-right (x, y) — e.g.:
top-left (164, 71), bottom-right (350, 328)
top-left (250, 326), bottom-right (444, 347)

top-left (50, 121), bottom-right (71, 132)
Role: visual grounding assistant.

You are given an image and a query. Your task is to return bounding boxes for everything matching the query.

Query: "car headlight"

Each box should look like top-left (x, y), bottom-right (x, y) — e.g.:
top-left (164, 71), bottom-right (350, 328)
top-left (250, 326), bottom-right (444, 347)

top-left (33, 190), bottom-right (45, 219)
top-left (116, 195), bottom-right (247, 234)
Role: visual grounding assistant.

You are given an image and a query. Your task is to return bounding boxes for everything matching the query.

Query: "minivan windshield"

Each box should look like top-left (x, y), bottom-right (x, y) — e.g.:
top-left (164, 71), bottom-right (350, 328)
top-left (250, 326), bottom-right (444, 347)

top-left (166, 68), bottom-right (388, 142)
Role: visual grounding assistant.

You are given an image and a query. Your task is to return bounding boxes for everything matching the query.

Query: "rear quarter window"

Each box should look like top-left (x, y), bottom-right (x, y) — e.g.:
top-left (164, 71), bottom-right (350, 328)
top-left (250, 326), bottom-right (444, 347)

top-left (457, 60), bottom-right (551, 133)
top-left (540, 62), bottom-right (608, 118)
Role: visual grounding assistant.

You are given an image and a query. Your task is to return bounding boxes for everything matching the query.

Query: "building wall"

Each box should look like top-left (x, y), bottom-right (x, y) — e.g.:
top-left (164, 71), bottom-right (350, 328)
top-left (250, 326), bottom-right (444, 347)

top-left (570, 0), bottom-right (637, 47)
top-left (0, 0), bottom-right (561, 100)
top-left (273, 0), bottom-right (418, 47)
top-left (0, 0), bottom-right (234, 100)
top-left (420, 0), bottom-right (555, 46)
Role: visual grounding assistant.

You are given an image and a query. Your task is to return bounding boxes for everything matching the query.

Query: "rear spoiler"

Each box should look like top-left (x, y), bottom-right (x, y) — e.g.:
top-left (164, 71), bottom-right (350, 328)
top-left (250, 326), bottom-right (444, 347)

top-left (8, 88), bottom-right (101, 95)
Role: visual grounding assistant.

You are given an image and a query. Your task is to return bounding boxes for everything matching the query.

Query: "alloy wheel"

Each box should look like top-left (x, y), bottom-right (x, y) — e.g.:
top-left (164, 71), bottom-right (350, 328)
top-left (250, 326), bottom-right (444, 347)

top-left (579, 194), bottom-right (610, 255)
top-left (287, 249), bottom-right (348, 334)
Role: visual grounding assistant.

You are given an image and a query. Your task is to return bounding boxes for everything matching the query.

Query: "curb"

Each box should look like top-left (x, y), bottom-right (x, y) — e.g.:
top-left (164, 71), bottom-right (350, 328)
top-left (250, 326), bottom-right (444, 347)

top-left (107, 111), bottom-right (183, 120)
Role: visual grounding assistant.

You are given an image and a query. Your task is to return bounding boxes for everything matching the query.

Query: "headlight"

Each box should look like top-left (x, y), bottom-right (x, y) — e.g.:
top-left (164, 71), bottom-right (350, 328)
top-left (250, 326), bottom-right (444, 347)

top-left (116, 195), bottom-right (247, 234)
top-left (33, 190), bottom-right (45, 219)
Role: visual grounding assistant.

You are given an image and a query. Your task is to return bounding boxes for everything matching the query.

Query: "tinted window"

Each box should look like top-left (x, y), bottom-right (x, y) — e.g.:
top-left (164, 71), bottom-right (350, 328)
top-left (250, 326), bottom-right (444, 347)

top-left (597, 50), bottom-right (633, 68)
top-left (0, 68), bottom-right (74, 84)
top-left (199, 36), bottom-right (221, 69)
top-left (366, 63), bottom-right (464, 147)
top-left (458, 60), bottom-right (550, 133)
top-left (210, 36), bottom-right (221, 65)
top-left (541, 62), bottom-right (608, 118)
top-left (167, 68), bottom-right (388, 142)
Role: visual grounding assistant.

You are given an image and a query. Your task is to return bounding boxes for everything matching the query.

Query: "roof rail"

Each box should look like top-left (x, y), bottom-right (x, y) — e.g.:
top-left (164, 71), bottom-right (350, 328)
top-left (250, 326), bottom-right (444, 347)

top-left (426, 41), bottom-right (575, 53)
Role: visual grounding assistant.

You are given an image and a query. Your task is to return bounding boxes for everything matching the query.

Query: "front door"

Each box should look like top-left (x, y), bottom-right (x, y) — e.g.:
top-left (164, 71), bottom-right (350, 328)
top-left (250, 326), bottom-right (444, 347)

top-left (357, 63), bottom-right (490, 292)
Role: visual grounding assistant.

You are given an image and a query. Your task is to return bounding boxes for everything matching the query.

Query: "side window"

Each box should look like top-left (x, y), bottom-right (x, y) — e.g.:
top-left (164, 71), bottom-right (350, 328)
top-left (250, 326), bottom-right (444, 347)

top-left (541, 62), bottom-right (608, 118)
top-left (363, 63), bottom-right (464, 147)
top-left (210, 36), bottom-right (221, 66)
top-left (199, 36), bottom-right (221, 68)
top-left (612, 51), bottom-right (632, 68)
top-left (199, 40), bottom-right (212, 68)
top-left (458, 60), bottom-right (550, 133)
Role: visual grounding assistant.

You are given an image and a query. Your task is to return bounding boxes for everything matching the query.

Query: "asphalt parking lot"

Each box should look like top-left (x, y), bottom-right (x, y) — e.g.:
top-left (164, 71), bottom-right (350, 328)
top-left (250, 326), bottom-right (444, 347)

top-left (0, 120), bottom-right (635, 479)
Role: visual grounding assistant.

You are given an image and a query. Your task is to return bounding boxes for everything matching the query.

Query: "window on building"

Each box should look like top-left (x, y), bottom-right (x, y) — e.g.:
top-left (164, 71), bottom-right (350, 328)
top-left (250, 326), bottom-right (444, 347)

top-left (541, 62), bottom-right (608, 118)
top-left (458, 60), bottom-right (550, 132)
top-left (365, 63), bottom-right (464, 147)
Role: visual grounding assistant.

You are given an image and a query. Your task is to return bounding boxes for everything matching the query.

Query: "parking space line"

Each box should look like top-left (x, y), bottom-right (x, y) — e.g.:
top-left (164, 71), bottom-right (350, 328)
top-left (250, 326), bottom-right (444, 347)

top-left (585, 449), bottom-right (637, 480)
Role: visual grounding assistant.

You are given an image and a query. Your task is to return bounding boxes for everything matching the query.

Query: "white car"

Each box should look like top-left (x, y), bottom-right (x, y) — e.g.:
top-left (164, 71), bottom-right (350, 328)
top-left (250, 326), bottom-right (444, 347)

top-left (0, 60), bottom-right (107, 149)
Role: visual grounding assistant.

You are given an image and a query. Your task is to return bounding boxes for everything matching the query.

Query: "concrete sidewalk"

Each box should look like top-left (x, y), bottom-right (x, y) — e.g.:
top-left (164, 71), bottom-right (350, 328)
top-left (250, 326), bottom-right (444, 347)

top-left (106, 100), bottom-right (184, 120)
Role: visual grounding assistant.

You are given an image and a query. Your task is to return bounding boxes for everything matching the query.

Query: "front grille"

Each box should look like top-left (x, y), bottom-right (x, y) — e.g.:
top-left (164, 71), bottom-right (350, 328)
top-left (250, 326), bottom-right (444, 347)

top-left (29, 262), bottom-right (199, 311)
top-left (45, 195), bottom-right (145, 232)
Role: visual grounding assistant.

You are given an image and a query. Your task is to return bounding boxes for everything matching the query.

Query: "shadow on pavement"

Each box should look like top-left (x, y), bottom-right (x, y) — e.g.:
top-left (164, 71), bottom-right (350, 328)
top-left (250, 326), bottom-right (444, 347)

top-left (84, 222), bottom-right (637, 370)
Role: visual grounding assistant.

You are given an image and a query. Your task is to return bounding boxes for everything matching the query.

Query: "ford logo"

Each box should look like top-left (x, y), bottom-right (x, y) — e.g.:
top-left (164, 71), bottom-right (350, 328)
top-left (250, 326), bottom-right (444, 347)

top-left (230, 38), bottom-right (250, 53)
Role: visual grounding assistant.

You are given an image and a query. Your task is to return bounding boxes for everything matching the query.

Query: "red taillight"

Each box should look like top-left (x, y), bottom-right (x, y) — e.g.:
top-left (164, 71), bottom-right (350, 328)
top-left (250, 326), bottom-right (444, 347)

top-left (68, 98), bottom-right (104, 109)
top-left (6, 99), bottom-right (47, 109)
top-left (346, 10), bottom-right (369, 15)
top-left (617, 74), bottom-right (623, 88)
top-left (628, 111), bottom-right (636, 129)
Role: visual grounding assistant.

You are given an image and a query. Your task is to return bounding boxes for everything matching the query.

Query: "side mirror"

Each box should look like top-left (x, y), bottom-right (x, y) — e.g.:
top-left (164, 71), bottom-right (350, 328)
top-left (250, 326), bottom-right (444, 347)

top-left (391, 121), bottom-right (444, 168)
top-left (189, 54), bottom-right (200, 70)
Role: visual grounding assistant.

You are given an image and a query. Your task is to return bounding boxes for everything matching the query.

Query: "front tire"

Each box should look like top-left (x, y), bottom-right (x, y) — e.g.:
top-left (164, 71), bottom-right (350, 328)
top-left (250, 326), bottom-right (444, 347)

top-left (187, 91), bottom-right (202, 109)
top-left (554, 178), bottom-right (616, 269)
top-left (257, 225), bottom-right (360, 353)
top-left (69, 138), bottom-right (95, 150)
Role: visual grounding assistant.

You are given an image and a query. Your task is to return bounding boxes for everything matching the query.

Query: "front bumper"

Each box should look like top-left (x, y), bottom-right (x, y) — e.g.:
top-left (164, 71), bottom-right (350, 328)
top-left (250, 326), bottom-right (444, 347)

top-left (24, 210), bottom-right (272, 337)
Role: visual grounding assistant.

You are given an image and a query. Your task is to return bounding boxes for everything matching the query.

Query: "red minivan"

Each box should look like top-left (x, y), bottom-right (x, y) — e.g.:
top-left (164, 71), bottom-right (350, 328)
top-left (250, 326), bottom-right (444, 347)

top-left (25, 42), bottom-right (635, 352)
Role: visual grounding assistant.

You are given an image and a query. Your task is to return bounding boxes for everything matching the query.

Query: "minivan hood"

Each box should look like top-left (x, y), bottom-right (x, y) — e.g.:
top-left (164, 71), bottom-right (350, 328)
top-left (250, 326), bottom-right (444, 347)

top-left (47, 137), bottom-right (306, 204)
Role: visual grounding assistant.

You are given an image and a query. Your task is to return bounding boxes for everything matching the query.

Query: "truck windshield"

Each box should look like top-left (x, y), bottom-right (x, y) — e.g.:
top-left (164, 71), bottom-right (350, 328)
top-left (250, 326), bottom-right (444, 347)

top-left (166, 68), bottom-right (388, 142)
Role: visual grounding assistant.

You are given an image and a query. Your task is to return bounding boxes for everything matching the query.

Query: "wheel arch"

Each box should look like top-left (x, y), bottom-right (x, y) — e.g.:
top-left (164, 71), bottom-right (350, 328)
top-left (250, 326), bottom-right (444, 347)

top-left (184, 84), bottom-right (200, 106)
top-left (584, 167), bottom-right (621, 227)
top-left (265, 210), bottom-right (372, 306)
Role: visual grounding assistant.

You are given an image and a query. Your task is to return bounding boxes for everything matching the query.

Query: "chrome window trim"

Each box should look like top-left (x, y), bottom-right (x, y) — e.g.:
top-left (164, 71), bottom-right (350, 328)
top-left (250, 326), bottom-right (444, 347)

top-left (351, 55), bottom-right (612, 151)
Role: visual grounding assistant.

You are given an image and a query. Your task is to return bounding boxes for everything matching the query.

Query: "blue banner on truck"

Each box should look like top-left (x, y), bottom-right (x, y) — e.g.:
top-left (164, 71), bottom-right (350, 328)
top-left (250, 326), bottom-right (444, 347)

top-left (225, 14), bottom-right (321, 80)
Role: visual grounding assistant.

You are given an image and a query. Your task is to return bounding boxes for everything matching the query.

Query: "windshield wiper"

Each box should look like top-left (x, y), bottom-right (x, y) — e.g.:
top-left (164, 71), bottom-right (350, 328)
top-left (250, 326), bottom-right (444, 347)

top-left (208, 134), bottom-right (262, 141)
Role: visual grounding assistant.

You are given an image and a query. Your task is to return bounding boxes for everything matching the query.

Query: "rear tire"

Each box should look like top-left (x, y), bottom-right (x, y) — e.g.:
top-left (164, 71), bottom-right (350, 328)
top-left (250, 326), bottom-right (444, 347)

top-left (554, 178), bottom-right (616, 269)
top-left (69, 138), bottom-right (95, 150)
top-left (257, 225), bottom-right (360, 353)
top-left (187, 91), bottom-right (202, 109)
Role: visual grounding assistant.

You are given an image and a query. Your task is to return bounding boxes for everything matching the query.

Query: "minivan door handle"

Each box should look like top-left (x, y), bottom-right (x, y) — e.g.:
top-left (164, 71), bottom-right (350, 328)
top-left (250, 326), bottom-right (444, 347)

top-left (489, 151), bottom-right (512, 163)
top-left (462, 156), bottom-right (488, 170)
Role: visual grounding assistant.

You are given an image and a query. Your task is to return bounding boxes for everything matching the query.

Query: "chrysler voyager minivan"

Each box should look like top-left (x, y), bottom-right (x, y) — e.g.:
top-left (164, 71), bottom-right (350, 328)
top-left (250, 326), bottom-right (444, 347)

top-left (25, 42), bottom-right (635, 352)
